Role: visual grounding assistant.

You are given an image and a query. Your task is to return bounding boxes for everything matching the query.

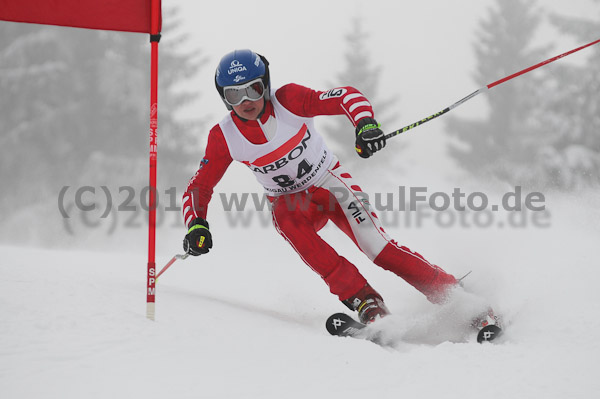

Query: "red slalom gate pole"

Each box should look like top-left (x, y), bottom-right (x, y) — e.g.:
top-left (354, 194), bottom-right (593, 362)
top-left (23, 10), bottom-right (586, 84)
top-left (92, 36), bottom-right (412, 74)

top-left (385, 37), bottom-right (600, 140)
top-left (146, 0), bottom-right (161, 321)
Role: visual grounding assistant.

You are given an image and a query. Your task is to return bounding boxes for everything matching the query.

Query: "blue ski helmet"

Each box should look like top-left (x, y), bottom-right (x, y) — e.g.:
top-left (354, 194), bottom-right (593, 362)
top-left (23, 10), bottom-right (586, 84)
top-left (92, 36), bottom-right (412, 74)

top-left (215, 49), bottom-right (270, 110)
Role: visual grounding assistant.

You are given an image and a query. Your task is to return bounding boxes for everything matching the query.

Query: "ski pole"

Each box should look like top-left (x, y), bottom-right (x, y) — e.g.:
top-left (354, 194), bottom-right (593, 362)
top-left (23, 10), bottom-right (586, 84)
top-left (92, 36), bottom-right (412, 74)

top-left (385, 37), bottom-right (600, 140)
top-left (156, 253), bottom-right (189, 280)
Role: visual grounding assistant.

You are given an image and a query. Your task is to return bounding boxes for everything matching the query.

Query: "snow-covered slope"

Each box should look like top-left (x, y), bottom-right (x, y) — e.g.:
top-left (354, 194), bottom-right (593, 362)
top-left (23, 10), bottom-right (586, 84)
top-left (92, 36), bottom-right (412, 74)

top-left (1, 189), bottom-right (599, 399)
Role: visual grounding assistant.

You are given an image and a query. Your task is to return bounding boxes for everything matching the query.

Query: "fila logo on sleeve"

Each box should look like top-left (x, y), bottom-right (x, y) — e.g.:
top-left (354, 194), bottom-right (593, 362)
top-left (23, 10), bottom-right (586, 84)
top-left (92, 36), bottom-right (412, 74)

top-left (319, 88), bottom-right (347, 100)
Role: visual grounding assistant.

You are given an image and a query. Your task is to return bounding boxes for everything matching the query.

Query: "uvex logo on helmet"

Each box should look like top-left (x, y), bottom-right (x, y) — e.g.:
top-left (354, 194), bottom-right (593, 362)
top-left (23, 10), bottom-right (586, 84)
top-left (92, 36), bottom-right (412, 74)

top-left (228, 60), bottom-right (247, 75)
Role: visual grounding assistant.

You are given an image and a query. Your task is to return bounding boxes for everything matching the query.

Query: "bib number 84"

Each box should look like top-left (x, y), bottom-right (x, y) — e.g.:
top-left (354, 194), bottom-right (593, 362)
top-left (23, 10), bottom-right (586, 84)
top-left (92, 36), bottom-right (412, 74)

top-left (272, 159), bottom-right (313, 188)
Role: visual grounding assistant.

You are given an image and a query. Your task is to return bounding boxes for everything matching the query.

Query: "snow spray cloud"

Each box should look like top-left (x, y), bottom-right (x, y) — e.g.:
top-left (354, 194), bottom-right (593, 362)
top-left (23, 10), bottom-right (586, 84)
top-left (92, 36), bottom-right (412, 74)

top-left (57, 185), bottom-right (551, 235)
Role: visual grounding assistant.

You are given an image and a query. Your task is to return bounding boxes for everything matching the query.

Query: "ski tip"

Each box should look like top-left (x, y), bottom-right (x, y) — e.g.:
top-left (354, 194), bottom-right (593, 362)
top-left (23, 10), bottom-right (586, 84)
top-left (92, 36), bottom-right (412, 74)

top-left (477, 324), bottom-right (503, 343)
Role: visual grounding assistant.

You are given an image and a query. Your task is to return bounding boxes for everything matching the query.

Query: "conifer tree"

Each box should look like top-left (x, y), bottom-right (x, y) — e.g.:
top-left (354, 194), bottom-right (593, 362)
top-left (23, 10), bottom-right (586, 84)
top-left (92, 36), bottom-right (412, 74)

top-left (324, 18), bottom-right (398, 173)
top-left (0, 7), bottom-right (205, 213)
top-left (537, 3), bottom-right (600, 188)
top-left (445, 0), bottom-right (548, 186)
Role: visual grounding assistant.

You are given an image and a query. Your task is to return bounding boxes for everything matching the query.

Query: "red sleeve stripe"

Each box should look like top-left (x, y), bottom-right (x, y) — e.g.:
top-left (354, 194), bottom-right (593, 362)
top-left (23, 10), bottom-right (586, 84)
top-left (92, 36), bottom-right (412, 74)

top-left (182, 196), bottom-right (189, 216)
top-left (185, 214), bottom-right (194, 227)
top-left (343, 93), bottom-right (363, 104)
top-left (348, 100), bottom-right (371, 113)
top-left (182, 192), bottom-right (199, 227)
top-left (340, 91), bottom-right (374, 123)
top-left (353, 110), bottom-right (373, 121)
top-left (190, 191), bottom-right (199, 218)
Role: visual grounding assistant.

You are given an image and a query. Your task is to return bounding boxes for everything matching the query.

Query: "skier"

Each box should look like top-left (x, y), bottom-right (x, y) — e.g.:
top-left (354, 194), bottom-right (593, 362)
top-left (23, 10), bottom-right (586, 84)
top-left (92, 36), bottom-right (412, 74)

top-left (181, 49), bottom-right (458, 324)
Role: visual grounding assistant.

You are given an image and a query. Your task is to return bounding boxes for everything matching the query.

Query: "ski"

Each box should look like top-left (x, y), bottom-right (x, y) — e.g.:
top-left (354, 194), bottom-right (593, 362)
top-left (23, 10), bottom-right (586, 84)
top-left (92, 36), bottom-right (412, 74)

top-left (473, 308), bottom-right (504, 343)
top-left (325, 313), bottom-right (389, 346)
top-left (326, 312), bottom-right (366, 338)
top-left (326, 308), bottom-right (505, 344)
top-left (477, 324), bottom-right (503, 343)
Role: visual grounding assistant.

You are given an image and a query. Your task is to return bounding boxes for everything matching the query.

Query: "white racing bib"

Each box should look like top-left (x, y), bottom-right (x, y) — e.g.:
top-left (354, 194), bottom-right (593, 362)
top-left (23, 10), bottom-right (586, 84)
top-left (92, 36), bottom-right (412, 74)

top-left (219, 90), bottom-right (333, 195)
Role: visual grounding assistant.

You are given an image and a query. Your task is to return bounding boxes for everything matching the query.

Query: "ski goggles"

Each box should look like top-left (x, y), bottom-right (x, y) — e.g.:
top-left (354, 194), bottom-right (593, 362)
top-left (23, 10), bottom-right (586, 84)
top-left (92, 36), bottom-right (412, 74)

top-left (222, 78), bottom-right (266, 106)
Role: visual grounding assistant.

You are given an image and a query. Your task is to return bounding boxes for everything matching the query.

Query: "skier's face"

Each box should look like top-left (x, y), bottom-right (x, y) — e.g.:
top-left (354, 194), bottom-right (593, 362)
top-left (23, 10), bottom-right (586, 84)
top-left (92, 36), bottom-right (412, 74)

top-left (232, 97), bottom-right (265, 121)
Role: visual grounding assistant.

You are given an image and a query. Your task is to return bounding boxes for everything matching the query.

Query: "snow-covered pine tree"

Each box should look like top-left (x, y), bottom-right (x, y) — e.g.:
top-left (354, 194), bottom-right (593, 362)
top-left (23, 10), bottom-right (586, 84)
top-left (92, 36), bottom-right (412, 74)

top-left (536, 3), bottom-right (600, 189)
top-left (445, 0), bottom-right (549, 187)
top-left (324, 18), bottom-right (399, 175)
top-left (0, 7), bottom-right (205, 215)
top-left (0, 22), bottom-right (86, 211)
top-left (153, 7), bottom-right (209, 188)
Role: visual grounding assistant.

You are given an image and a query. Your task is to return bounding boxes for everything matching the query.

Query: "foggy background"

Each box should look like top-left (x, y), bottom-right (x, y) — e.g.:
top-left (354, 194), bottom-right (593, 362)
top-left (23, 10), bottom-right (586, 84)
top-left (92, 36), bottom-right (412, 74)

top-left (0, 0), bottom-right (598, 250)
top-left (2, 3), bottom-right (600, 397)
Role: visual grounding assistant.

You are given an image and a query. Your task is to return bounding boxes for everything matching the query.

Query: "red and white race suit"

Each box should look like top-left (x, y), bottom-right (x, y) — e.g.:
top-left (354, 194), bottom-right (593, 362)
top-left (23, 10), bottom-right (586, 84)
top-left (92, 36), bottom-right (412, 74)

top-left (183, 83), bottom-right (456, 302)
